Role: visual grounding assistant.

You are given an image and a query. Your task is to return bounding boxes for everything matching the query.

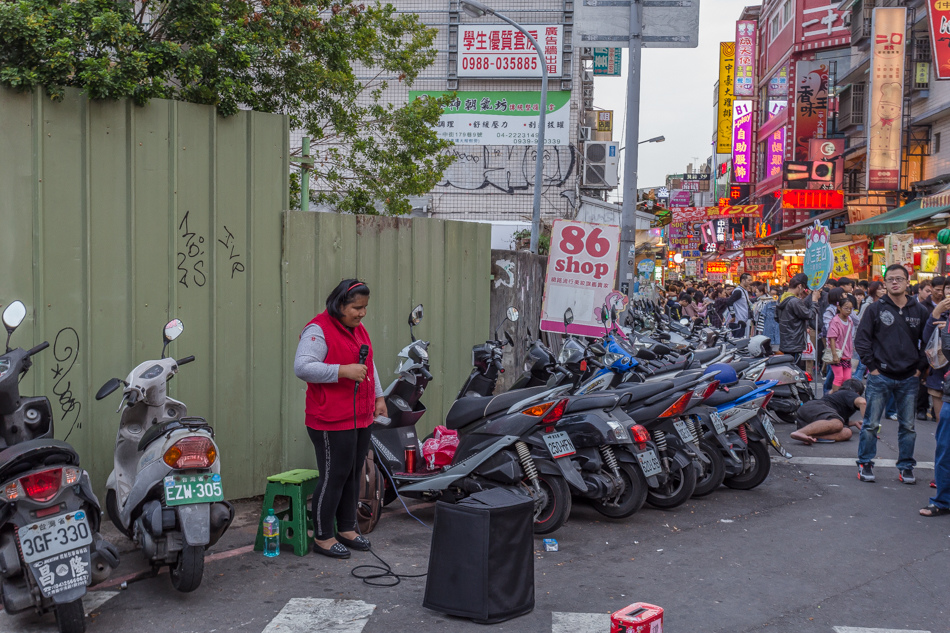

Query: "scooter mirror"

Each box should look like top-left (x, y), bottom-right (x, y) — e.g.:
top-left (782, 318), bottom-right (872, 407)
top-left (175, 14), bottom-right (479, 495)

top-left (563, 308), bottom-right (574, 326)
top-left (2, 300), bottom-right (27, 332)
top-left (409, 304), bottom-right (424, 326)
top-left (95, 377), bottom-right (122, 401)
top-left (163, 319), bottom-right (184, 343)
top-left (600, 306), bottom-right (609, 325)
top-left (679, 318), bottom-right (690, 327)
top-left (505, 331), bottom-right (514, 347)
top-left (506, 307), bottom-right (519, 322)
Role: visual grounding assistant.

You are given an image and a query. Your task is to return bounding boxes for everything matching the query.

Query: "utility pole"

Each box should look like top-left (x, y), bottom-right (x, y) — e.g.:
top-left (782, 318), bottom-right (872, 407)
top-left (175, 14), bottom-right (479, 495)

top-left (617, 0), bottom-right (643, 295)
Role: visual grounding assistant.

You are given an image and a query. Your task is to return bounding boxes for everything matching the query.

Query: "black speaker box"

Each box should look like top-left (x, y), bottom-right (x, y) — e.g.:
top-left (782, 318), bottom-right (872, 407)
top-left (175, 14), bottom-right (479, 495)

top-left (422, 487), bottom-right (535, 624)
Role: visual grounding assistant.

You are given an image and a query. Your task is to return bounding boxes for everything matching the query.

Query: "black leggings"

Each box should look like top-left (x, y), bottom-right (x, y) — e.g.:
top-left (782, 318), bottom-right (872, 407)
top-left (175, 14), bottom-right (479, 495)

top-left (307, 426), bottom-right (372, 541)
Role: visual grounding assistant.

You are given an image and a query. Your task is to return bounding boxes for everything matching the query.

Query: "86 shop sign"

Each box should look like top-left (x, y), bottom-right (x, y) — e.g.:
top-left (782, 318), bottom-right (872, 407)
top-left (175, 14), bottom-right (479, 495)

top-left (541, 220), bottom-right (620, 337)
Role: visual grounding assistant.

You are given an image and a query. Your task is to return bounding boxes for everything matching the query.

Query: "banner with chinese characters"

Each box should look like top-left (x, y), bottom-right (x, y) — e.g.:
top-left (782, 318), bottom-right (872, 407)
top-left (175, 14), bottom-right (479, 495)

top-left (734, 21), bottom-right (757, 97)
top-left (706, 261), bottom-right (729, 274)
top-left (793, 60), bottom-right (829, 161)
top-left (884, 233), bottom-right (914, 274)
top-left (671, 207), bottom-right (709, 223)
top-left (922, 248), bottom-right (940, 273)
top-left (706, 205), bottom-right (763, 219)
top-left (732, 101), bottom-right (753, 183)
top-left (744, 246), bottom-right (776, 273)
top-left (717, 42), bottom-right (736, 154)
top-left (868, 7), bottom-right (907, 190)
top-left (593, 47), bottom-right (622, 76)
top-left (409, 91), bottom-right (571, 146)
top-left (765, 101), bottom-right (787, 178)
top-left (768, 63), bottom-right (789, 97)
top-left (927, 1), bottom-right (950, 79)
top-left (804, 222), bottom-right (833, 290)
top-left (831, 241), bottom-right (870, 277)
top-left (458, 25), bottom-right (562, 78)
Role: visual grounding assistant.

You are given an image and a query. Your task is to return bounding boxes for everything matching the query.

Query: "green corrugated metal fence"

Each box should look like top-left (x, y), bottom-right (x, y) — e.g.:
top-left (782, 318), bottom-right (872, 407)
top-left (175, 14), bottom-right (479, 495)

top-left (0, 87), bottom-right (492, 500)
top-left (281, 212), bottom-right (492, 469)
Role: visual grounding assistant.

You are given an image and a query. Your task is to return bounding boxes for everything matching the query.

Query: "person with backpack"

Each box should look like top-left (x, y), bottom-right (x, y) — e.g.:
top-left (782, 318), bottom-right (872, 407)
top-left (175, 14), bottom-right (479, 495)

top-left (776, 273), bottom-right (820, 364)
top-left (724, 273), bottom-right (755, 338)
top-left (854, 264), bottom-right (931, 485)
top-left (294, 279), bottom-right (388, 558)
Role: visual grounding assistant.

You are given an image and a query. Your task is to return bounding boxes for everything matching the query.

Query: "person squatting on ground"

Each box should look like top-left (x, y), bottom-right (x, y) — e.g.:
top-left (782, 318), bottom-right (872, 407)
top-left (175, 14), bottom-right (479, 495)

top-left (294, 279), bottom-right (388, 559)
top-left (853, 265), bottom-right (931, 485)
top-left (791, 379), bottom-right (865, 445)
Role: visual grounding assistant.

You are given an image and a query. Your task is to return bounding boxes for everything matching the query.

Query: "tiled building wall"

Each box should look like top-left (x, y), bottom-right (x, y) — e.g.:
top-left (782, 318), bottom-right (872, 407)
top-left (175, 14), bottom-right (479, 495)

top-left (294, 0), bottom-right (583, 221)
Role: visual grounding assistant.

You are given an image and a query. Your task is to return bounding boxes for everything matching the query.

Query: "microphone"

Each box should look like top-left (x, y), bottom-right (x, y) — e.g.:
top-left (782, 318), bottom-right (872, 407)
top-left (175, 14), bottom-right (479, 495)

top-left (356, 345), bottom-right (369, 394)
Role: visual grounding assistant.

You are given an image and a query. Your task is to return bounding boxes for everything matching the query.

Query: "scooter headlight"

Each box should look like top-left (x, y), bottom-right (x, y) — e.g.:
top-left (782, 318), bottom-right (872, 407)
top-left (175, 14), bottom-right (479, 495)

top-left (603, 352), bottom-right (625, 367)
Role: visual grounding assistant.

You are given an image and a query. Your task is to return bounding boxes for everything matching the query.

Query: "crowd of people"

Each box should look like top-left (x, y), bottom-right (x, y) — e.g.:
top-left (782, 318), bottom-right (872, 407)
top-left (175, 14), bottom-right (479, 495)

top-left (656, 266), bottom-right (950, 519)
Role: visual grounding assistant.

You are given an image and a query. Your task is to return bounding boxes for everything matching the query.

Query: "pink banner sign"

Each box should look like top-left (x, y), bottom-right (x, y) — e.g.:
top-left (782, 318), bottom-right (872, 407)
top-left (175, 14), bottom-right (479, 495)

top-left (766, 101), bottom-right (787, 178)
top-left (671, 207), bottom-right (709, 223)
top-left (734, 21), bottom-right (757, 97)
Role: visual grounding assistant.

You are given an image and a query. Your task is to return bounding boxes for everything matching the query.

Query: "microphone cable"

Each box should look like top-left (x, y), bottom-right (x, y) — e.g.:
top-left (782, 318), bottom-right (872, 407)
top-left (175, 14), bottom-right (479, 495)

top-left (347, 347), bottom-right (428, 587)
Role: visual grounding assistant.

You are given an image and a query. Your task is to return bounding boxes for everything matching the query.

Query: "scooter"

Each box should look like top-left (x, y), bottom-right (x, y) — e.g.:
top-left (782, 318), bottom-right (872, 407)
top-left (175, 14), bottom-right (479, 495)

top-left (0, 301), bottom-right (118, 633)
top-left (95, 319), bottom-right (232, 592)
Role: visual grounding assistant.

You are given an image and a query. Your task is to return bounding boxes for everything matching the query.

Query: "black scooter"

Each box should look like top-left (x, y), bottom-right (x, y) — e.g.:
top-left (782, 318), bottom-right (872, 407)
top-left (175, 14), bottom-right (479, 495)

top-left (0, 301), bottom-right (118, 633)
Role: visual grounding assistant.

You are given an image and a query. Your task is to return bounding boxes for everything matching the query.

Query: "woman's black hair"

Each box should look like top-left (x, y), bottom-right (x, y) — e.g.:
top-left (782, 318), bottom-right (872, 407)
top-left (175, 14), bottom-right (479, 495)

top-left (325, 278), bottom-right (371, 319)
top-left (840, 378), bottom-right (865, 396)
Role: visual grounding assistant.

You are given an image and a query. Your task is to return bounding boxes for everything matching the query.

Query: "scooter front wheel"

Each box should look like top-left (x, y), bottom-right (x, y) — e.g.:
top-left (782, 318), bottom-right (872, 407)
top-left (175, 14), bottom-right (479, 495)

top-left (55, 598), bottom-right (85, 633)
top-left (170, 544), bottom-right (204, 592)
top-left (531, 473), bottom-right (571, 535)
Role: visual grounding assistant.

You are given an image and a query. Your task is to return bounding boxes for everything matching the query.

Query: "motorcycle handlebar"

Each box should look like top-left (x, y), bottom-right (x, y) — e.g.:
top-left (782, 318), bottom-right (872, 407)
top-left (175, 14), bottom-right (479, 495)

top-left (176, 355), bottom-right (196, 366)
top-left (26, 341), bottom-right (50, 357)
top-left (420, 367), bottom-right (433, 381)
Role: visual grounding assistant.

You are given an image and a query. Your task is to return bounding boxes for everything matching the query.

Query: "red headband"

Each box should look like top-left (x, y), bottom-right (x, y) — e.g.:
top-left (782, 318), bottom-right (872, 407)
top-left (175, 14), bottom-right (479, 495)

top-left (347, 282), bottom-right (365, 292)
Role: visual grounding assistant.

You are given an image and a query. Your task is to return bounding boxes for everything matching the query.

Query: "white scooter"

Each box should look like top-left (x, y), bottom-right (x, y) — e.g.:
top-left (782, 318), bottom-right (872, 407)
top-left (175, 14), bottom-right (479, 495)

top-left (95, 319), bottom-right (232, 592)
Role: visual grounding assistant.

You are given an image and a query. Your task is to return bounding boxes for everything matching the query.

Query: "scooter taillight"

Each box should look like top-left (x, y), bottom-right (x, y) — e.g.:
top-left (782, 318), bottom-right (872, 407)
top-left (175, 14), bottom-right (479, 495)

top-left (659, 391), bottom-right (694, 418)
top-left (164, 437), bottom-right (217, 469)
top-left (20, 468), bottom-right (62, 502)
top-left (630, 424), bottom-right (650, 449)
top-left (541, 399), bottom-right (570, 424)
top-left (804, 371), bottom-right (813, 382)
top-left (701, 381), bottom-right (720, 401)
top-left (760, 392), bottom-right (774, 409)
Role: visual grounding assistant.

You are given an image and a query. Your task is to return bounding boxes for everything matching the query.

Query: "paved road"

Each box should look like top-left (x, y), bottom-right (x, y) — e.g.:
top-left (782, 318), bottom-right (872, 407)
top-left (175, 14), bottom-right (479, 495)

top-left (3, 417), bottom-right (947, 633)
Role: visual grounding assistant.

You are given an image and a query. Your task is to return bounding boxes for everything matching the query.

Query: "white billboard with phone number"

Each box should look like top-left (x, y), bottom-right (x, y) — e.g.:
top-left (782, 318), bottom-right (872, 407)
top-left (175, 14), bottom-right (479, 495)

top-left (540, 220), bottom-right (620, 336)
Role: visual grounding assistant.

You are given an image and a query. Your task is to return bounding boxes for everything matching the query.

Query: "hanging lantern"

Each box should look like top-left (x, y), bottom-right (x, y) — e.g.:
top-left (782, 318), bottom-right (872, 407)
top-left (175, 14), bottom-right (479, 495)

top-left (938, 228), bottom-right (950, 245)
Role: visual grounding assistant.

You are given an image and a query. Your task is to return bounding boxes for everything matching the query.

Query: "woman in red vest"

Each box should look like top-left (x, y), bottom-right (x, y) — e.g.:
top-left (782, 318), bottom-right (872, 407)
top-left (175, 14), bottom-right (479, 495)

top-left (294, 279), bottom-right (387, 559)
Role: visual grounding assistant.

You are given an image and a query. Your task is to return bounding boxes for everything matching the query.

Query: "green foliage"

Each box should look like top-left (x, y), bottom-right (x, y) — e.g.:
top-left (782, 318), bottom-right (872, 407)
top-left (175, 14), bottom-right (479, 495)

top-left (0, 0), bottom-right (455, 214)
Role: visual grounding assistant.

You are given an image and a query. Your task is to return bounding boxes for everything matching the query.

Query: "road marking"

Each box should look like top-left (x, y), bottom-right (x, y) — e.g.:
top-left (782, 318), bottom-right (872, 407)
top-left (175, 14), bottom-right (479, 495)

top-left (262, 598), bottom-right (375, 633)
top-left (834, 626), bottom-right (930, 633)
top-left (552, 611), bottom-right (611, 633)
top-left (772, 457), bottom-right (934, 469)
top-left (0, 590), bottom-right (118, 633)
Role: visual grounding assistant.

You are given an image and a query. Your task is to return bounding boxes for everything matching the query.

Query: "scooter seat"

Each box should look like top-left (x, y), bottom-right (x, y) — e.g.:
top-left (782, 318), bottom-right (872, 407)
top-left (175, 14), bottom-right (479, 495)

top-left (445, 387), bottom-right (549, 430)
top-left (614, 381), bottom-right (675, 403)
top-left (691, 349), bottom-right (721, 364)
top-left (0, 439), bottom-right (80, 482)
top-left (564, 393), bottom-right (620, 414)
top-left (766, 354), bottom-right (795, 366)
top-left (704, 382), bottom-right (757, 406)
top-left (731, 338), bottom-right (751, 349)
top-left (729, 360), bottom-right (751, 373)
top-left (138, 417), bottom-right (211, 452)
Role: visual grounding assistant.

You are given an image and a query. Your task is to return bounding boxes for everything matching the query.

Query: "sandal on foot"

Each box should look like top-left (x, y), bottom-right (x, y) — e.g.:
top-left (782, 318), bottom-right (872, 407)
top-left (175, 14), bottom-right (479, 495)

top-left (313, 541), bottom-right (351, 559)
top-left (919, 504), bottom-right (950, 517)
top-left (336, 534), bottom-right (371, 551)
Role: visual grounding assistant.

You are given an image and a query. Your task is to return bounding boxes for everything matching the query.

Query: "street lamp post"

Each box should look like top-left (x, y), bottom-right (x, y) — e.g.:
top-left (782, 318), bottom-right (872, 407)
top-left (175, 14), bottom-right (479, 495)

top-left (460, 0), bottom-right (548, 254)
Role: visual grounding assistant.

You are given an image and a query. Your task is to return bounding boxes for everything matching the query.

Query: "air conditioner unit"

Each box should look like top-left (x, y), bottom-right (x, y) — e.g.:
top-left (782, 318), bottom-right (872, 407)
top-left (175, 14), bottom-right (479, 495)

top-left (583, 141), bottom-right (620, 189)
top-left (579, 126), bottom-right (592, 141)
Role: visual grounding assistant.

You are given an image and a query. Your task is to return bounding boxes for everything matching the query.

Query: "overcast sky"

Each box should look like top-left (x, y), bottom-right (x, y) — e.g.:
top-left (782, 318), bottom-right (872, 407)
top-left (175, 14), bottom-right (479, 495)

top-left (594, 0), bottom-right (754, 196)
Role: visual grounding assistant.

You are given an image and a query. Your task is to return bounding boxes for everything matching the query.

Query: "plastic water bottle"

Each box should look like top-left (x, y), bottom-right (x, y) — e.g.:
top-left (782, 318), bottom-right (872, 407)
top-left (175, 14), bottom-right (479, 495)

top-left (263, 508), bottom-right (279, 557)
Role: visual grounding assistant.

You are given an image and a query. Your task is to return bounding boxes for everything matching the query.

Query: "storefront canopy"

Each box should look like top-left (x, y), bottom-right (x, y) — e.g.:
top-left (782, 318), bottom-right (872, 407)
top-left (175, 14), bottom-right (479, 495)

top-left (845, 200), bottom-right (948, 236)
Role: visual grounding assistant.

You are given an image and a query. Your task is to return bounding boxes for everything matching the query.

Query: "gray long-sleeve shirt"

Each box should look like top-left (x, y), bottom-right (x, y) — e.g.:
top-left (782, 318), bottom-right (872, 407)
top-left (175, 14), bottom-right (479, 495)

top-left (294, 324), bottom-right (383, 397)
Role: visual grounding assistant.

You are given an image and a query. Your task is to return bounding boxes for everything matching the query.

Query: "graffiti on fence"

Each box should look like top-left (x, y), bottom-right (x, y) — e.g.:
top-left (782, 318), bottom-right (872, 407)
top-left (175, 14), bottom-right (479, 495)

top-left (439, 145), bottom-right (576, 194)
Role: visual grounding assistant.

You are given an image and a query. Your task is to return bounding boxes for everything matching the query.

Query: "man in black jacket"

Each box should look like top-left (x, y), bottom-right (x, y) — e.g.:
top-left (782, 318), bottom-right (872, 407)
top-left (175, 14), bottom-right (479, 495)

top-left (854, 264), bottom-right (931, 484)
top-left (776, 273), bottom-right (819, 361)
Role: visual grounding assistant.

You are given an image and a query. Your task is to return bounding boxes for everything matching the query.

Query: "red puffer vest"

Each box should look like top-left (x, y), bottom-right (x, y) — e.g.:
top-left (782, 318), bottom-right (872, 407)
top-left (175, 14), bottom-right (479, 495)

top-left (303, 311), bottom-right (375, 431)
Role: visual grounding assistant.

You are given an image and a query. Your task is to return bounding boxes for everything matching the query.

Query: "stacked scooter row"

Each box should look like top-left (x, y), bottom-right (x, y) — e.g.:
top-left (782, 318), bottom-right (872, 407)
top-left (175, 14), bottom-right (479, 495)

top-left (370, 303), bottom-right (802, 536)
top-left (0, 302), bottom-right (231, 633)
